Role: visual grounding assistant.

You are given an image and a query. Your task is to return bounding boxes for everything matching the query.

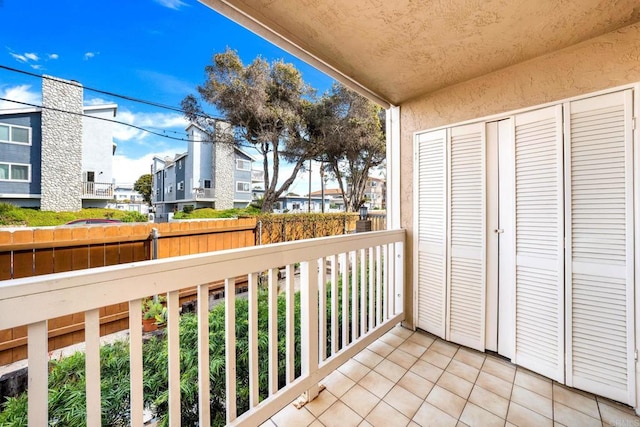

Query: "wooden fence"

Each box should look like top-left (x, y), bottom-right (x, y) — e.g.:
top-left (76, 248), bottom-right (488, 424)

top-left (0, 213), bottom-right (385, 365)
top-left (0, 218), bottom-right (256, 365)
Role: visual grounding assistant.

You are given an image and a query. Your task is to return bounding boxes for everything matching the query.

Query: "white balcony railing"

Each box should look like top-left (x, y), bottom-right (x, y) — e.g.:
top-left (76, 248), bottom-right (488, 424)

top-left (193, 187), bottom-right (215, 199)
top-left (0, 230), bottom-right (405, 426)
top-left (82, 181), bottom-right (114, 198)
top-left (252, 169), bottom-right (264, 183)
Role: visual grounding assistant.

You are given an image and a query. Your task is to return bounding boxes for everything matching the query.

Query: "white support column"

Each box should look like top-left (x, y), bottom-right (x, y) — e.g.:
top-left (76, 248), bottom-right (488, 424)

top-left (386, 106), bottom-right (401, 230)
top-left (167, 291), bottom-right (181, 426)
top-left (330, 255), bottom-right (339, 355)
top-left (341, 253), bottom-right (349, 348)
top-left (360, 248), bottom-right (367, 336)
top-left (85, 309), bottom-right (101, 427)
top-left (268, 268), bottom-right (279, 395)
top-left (351, 251), bottom-right (359, 341)
top-left (28, 320), bottom-right (48, 426)
top-left (224, 280), bottom-right (236, 424)
top-left (395, 242), bottom-right (405, 315)
top-left (319, 257), bottom-right (327, 362)
top-left (199, 284), bottom-right (212, 426)
top-left (301, 260), bottom-right (320, 402)
top-left (286, 264), bottom-right (296, 383)
top-left (248, 272), bottom-right (259, 409)
top-left (129, 299), bottom-right (144, 427)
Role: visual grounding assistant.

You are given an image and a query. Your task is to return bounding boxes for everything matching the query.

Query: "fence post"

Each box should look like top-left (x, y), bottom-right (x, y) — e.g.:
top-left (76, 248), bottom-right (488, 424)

top-left (150, 228), bottom-right (159, 260)
top-left (257, 220), bottom-right (263, 246)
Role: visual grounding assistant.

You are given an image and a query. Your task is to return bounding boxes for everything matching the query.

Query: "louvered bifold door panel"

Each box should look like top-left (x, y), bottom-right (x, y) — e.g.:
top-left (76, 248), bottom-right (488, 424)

top-left (447, 123), bottom-right (486, 351)
top-left (513, 106), bottom-right (565, 382)
top-left (565, 90), bottom-right (635, 405)
top-left (416, 129), bottom-right (447, 338)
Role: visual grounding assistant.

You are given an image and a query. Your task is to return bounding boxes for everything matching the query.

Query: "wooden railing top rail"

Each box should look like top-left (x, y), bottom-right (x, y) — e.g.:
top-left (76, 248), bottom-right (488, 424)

top-left (0, 229), bottom-right (404, 331)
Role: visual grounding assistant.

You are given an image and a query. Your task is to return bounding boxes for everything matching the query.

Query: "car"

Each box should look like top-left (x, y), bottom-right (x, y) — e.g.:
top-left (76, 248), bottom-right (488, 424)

top-left (63, 219), bottom-right (123, 226)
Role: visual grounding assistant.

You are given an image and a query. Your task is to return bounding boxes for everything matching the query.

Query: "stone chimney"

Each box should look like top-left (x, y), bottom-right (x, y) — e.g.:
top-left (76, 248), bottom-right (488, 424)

top-left (40, 76), bottom-right (83, 212)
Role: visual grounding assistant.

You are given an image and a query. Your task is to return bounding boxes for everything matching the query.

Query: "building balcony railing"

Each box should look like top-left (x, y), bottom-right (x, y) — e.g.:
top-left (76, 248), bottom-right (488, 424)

top-left (82, 181), bottom-right (114, 199)
top-left (193, 187), bottom-right (215, 200)
top-left (252, 169), bottom-right (265, 183)
top-left (0, 229), bottom-right (405, 426)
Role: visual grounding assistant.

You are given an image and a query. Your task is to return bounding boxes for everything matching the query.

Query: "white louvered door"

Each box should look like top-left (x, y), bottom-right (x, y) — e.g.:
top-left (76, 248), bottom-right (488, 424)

top-left (565, 90), bottom-right (635, 405)
top-left (513, 106), bottom-right (565, 382)
top-left (447, 123), bottom-right (486, 351)
top-left (415, 129), bottom-right (447, 338)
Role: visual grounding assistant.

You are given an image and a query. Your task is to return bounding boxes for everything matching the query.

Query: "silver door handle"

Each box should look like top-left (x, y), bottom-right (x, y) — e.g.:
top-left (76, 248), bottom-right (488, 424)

top-left (494, 229), bottom-right (504, 234)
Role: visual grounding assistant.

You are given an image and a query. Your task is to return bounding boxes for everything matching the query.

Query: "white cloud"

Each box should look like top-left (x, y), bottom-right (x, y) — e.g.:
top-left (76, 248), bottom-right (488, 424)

top-left (113, 151), bottom-right (175, 185)
top-left (84, 96), bottom-right (112, 106)
top-left (154, 0), bottom-right (189, 10)
top-left (24, 52), bottom-right (39, 61)
top-left (10, 52), bottom-right (27, 63)
top-left (113, 109), bottom-right (189, 143)
top-left (84, 51), bottom-right (98, 60)
top-left (30, 64), bottom-right (43, 70)
top-left (0, 84), bottom-right (41, 109)
top-left (48, 53), bottom-right (59, 60)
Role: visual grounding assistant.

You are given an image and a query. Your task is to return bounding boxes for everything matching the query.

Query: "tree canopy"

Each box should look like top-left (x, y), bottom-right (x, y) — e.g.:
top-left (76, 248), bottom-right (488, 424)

top-left (133, 173), bottom-right (153, 205)
top-left (307, 84), bottom-right (386, 212)
top-left (182, 49), bottom-right (320, 212)
top-left (183, 49), bottom-right (385, 213)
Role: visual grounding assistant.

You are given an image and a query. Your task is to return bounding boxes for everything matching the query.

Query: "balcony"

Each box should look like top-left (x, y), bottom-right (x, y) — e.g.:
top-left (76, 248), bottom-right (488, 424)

top-left (193, 187), bottom-right (215, 200)
top-left (252, 169), bottom-right (264, 183)
top-left (0, 230), bottom-right (405, 425)
top-left (82, 181), bottom-right (114, 199)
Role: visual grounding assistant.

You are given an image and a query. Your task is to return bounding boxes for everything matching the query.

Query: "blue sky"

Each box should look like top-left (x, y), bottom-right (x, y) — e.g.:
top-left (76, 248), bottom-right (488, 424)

top-left (0, 0), bottom-right (336, 191)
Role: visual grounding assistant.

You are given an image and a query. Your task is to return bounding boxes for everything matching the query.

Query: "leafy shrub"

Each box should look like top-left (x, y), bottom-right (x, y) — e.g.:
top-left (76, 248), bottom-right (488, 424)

top-left (0, 292), bottom-right (303, 426)
top-left (120, 211), bottom-right (148, 223)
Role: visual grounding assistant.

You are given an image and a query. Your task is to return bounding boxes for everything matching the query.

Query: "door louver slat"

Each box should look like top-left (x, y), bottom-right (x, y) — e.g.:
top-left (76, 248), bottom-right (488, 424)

top-left (513, 106), bottom-right (564, 382)
top-left (566, 91), bottom-right (634, 405)
top-left (416, 130), bottom-right (447, 338)
top-left (448, 123), bottom-right (485, 351)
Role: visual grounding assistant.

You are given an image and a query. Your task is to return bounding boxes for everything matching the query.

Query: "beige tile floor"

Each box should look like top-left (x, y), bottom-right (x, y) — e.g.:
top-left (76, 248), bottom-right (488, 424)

top-left (265, 325), bottom-right (640, 427)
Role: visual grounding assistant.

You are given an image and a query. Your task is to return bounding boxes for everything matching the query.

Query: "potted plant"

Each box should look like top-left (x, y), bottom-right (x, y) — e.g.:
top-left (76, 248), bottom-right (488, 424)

top-left (142, 297), bottom-right (165, 332)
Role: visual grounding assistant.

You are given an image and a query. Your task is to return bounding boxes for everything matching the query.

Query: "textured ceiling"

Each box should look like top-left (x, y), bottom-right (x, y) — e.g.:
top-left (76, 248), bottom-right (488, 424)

top-left (200, 0), bottom-right (640, 106)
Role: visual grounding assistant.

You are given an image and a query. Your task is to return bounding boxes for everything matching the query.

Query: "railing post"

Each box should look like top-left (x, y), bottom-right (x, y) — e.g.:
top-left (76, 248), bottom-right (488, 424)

top-left (300, 260), bottom-right (320, 402)
top-left (394, 241), bottom-right (404, 315)
top-left (27, 320), bottom-right (48, 426)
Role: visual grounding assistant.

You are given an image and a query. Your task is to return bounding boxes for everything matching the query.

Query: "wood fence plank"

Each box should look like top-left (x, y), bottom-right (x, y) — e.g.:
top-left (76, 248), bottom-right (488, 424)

top-left (33, 229), bottom-right (54, 276)
top-left (0, 231), bottom-right (11, 280)
top-left (12, 230), bottom-right (34, 278)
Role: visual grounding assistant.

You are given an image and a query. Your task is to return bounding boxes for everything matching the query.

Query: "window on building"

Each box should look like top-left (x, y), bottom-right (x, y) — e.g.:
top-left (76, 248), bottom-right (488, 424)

top-left (370, 181), bottom-right (377, 187)
top-left (236, 159), bottom-right (251, 171)
top-left (178, 160), bottom-right (182, 169)
top-left (177, 181), bottom-right (184, 191)
top-left (168, 185), bottom-right (173, 193)
top-left (0, 162), bottom-right (30, 181)
top-left (204, 179), bottom-right (212, 188)
top-left (236, 181), bottom-right (250, 192)
top-left (0, 124), bottom-right (31, 145)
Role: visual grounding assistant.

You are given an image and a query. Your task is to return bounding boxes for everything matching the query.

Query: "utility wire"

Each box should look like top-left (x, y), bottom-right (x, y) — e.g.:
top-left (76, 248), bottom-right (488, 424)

top-left (0, 97), bottom-right (213, 143)
top-left (0, 96), bottom-right (265, 155)
top-left (0, 64), bottom-right (224, 121)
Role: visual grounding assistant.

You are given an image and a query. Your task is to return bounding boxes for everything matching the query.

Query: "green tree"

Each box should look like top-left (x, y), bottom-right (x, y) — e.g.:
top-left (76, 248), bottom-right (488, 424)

top-left (307, 84), bottom-right (386, 212)
top-left (182, 49), bottom-right (320, 212)
top-left (134, 173), bottom-right (153, 205)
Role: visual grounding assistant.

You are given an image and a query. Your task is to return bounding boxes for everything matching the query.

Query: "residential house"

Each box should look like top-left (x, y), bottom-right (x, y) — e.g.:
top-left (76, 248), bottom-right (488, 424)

top-left (0, 75), bottom-right (117, 211)
top-left (6, 2), bottom-right (640, 426)
top-left (308, 188), bottom-right (344, 211)
top-left (152, 123), bottom-right (258, 220)
top-left (364, 176), bottom-right (385, 210)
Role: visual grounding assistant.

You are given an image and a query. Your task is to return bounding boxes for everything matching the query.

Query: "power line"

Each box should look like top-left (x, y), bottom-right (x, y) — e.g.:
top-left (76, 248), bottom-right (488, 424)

top-left (0, 64), bottom-right (224, 121)
top-left (0, 97), bottom-right (202, 143)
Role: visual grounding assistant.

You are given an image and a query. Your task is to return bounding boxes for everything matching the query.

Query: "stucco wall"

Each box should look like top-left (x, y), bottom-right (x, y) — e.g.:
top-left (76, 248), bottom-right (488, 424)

top-left (82, 106), bottom-right (116, 186)
top-left (400, 22), bottom-right (640, 328)
top-left (41, 76), bottom-right (83, 212)
top-left (214, 142), bottom-right (234, 210)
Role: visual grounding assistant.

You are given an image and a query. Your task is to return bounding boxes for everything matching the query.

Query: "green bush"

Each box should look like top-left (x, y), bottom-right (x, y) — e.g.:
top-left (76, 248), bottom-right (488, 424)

top-left (0, 292), bottom-right (303, 426)
top-left (120, 211), bottom-right (148, 223)
top-left (0, 283), bottom-right (353, 425)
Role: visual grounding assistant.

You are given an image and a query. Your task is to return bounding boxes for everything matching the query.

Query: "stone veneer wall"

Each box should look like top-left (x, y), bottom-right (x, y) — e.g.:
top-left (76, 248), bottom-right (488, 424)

top-left (214, 141), bottom-right (234, 210)
top-left (40, 76), bottom-right (83, 212)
